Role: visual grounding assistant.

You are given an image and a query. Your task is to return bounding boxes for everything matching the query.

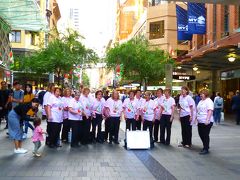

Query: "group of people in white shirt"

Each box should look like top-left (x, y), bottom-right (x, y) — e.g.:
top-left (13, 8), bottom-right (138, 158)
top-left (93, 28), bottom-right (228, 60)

top-left (41, 83), bottom-right (214, 155)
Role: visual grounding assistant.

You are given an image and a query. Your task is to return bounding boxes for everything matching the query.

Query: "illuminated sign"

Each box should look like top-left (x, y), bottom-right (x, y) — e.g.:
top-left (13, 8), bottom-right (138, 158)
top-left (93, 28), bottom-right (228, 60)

top-left (173, 75), bottom-right (195, 80)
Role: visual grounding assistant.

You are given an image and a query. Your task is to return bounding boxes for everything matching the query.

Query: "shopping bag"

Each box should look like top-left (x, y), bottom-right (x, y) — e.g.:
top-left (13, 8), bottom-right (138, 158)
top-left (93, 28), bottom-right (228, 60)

top-left (221, 112), bottom-right (224, 122)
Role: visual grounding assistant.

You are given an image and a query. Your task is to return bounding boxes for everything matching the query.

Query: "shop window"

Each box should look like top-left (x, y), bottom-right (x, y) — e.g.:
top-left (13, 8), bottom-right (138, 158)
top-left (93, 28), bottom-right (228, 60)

top-left (10, 31), bottom-right (21, 43)
top-left (149, 21), bottom-right (164, 39)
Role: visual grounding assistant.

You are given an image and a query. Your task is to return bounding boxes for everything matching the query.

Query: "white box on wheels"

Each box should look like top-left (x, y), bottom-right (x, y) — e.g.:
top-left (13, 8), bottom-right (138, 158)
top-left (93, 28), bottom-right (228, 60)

top-left (126, 130), bottom-right (150, 149)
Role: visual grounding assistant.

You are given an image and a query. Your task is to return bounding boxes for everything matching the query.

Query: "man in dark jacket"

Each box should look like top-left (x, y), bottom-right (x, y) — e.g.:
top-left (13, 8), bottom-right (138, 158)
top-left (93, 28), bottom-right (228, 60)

top-left (231, 90), bottom-right (240, 125)
top-left (0, 81), bottom-right (11, 128)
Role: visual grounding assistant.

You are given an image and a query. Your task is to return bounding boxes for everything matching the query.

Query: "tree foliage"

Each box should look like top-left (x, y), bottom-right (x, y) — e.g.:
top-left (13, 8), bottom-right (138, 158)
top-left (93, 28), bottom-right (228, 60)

top-left (13, 29), bottom-right (98, 85)
top-left (106, 38), bottom-right (174, 85)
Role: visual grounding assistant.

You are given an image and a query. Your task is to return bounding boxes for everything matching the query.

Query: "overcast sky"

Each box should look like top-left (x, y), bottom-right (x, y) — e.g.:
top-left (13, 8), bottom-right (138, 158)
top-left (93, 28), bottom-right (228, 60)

top-left (57, 0), bottom-right (117, 57)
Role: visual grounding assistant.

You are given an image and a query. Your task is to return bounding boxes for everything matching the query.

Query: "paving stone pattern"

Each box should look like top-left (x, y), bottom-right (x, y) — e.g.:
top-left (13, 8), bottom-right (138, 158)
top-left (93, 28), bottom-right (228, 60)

top-left (0, 116), bottom-right (240, 180)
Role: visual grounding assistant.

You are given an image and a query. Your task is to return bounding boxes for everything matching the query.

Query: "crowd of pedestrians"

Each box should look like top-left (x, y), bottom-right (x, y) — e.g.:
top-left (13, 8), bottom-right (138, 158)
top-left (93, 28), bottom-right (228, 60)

top-left (0, 81), bottom-right (239, 157)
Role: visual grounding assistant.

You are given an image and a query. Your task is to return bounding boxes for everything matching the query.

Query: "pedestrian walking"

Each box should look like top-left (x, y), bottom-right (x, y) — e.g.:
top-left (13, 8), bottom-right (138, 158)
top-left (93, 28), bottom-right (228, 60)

top-left (178, 86), bottom-right (195, 148)
top-left (8, 98), bottom-right (39, 154)
top-left (0, 81), bottom-right (11, 127)
top-left (153, 88), bottom-right (164, 142)
top-left (231, 90), bottom-right (240, 125)
top-left (196, 89), bottom-right (214, 155)
top-left (104, 90), bottom-right (123, 144)
top-left (91, 90), bottom-right (105, 143)
top-left (213, 92), bottom-right (223, 125)
top-left (61, 88), bottom-right (73, 143)
top-left (32, 118), bottom-right (46, 157)
top-left (123, 90), bottom-right (138, 131)
top-left (160, 88), bottom-right (175, 145)
top-left (46, 87), bottom-right (64, 148)
top-left (22, 84), bottom-right (35, 139)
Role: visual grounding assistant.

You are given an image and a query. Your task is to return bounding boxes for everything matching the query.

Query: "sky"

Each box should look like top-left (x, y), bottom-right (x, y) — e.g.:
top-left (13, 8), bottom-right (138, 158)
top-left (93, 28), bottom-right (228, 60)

top-left (57, 0), bottom-right (117, 57)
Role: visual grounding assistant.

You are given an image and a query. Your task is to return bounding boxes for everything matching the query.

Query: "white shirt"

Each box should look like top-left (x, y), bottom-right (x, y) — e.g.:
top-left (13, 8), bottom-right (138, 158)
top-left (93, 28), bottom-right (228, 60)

top-left (161, 97), bottom-right (176, 115)
top-left (179, 95), bottom-right (194, 117)
top-left (154, 96), bottom-right (165, 120)
top-left (61, 96), bottom-right (73, 119)
top-left (80, 95), bottom-right (93, 116)
top-left (91, 98), bottom-right (105, 115)
top-left (123, 98), bottom-right (138, 119)
top-left (197, 98), bottom-right (214, 123)
top-left (42, 92), bottom-right (53, 116)
top-left (141, 99), bottom-right (156, 121)
top-left (135, 97), bottom-right (145, 115)
top-left (105, 98), bottom-right (123, 117)
top-left (47, 95), bottom-right (64, 123)
top-left (68, 98), bottom-right (84, 121)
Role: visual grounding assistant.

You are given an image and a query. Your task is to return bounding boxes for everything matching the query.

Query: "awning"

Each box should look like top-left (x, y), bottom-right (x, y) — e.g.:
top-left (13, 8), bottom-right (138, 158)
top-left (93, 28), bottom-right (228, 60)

top-left (164, 0), bottom-right (240, 5)
top-left (0, 0), bottom-right (48, 32)
top-left (179, 33), bottom-right (240, 70)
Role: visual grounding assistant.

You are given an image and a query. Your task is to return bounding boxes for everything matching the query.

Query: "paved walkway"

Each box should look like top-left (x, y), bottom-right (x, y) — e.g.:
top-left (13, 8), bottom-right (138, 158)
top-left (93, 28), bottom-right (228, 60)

top-left (0, 117), bottom-right (239, 180)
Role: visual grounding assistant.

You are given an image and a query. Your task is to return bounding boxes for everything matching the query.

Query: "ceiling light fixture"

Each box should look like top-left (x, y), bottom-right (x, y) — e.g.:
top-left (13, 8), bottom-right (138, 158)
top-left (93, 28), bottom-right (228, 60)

top-left (177, 66), bottom-right (182, 69)
top-left (228, 57), bottom-right (236, 62)
top-left (193, 66), bottom-right (198, 71)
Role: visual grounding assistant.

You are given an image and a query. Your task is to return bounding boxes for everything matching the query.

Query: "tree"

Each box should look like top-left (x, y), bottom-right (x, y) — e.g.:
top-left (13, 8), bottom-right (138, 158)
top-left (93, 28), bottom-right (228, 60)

top-left (105, 38), bottom-right (174, 89)
top-left (14, 29), bottom-right (98, 85)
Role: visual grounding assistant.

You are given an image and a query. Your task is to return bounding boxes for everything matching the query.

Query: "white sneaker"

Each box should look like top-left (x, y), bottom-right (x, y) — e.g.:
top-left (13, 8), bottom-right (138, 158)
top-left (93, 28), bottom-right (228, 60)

top-left (35, 153), bottom-right (41, 157)
top-left (14, 148), bottom-right (27, 154)
top-left (22, 133), bottom-right (27, 139)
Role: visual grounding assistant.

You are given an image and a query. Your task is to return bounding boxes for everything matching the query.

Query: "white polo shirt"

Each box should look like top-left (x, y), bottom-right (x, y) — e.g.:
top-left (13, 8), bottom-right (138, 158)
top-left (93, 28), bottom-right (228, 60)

top-left (105, 98), bottom-right (123, 117)
top-left (141, 99), bottom-right (156, 121)
top-left (197, 98), bottom-right (214, 123)
top-left (47, 95), bottom-right (64, 123)
top-left (68, 98), bottom-right (84, 121)
top-left (123, 98), bottom-right (138, 119)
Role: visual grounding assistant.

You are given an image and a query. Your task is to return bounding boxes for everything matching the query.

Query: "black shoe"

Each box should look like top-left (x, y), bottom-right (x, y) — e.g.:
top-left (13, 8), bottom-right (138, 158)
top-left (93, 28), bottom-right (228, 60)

top-left (114, 141), bottom-right (120, 144)
top-left (199, 150), bottom-right (209, 155)
top-left (159, 141), bottom-right (165, 144)
top-left (4, 127), bottom-right (8, 130)
top-left (165, 142), bottom-right (170, 146)
top-left (109, 141), bottom-right (112, 144)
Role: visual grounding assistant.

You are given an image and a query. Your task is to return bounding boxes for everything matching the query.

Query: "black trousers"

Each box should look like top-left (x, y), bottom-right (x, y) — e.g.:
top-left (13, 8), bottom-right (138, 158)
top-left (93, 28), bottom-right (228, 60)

top-left (180, 115), bottom-right (192, 146)
top-left (104, 118), bottom-right (111, 141)
top-left (236, 110), bottom-right (240, 125)
top-left (154, 120), bottom-right (160, 142)
top-left (82, 116), bottom-right (91, 144)
top-left (69, 120), bottom-right (83, 146)
top-left (109, 117), bottom-right (120, 142)
top-left (198, 122), bottom-right (213, 151)
top-left (61, 118), bottom-right (70, 141)
top-left (160, 114), bottom-right (172, 145)
top-left (92, 114), bottom-right (103, 140)
top-left (136, 116), bottom-right (142, 130)
top-left (48, 122), bottom-right (62, 146)
top-left (46, 121), bottom-right (50, 145)
top-left (126, 118), bottom-right (136, 131)
top-left (143, 120), bottom-right (154, 140)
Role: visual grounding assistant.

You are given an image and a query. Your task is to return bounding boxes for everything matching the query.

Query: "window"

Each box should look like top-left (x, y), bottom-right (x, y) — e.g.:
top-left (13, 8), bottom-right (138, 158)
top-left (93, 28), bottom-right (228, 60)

top-left (30, 32), bottom-right (36, 45)
top-left (10, 31), bottom-right (21, 43)
top-left (224, 5), bottom-right (229, 33)
top-left (149, 21), bottom-right (164, 39)
top-left (239, 6), bottom-right (240, 27)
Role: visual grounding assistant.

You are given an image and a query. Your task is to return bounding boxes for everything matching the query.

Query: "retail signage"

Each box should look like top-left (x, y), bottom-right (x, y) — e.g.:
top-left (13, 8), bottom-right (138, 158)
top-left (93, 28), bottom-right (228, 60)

top-left (173, 75), bottom-right (195, 80)
top-left (176, 5), bottom-right (192, 40)
top-left (221, 70), bottom-right (240, 80)
top-left (188, 3), bottom-right (206, 34)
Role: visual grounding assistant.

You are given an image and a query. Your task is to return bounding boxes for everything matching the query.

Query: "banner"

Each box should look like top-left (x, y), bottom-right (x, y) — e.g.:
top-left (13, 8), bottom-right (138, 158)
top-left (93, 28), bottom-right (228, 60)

top-left (176, 5), bottom-right (192, 40)
top-left (188, 3), bottom-right (206, 34)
